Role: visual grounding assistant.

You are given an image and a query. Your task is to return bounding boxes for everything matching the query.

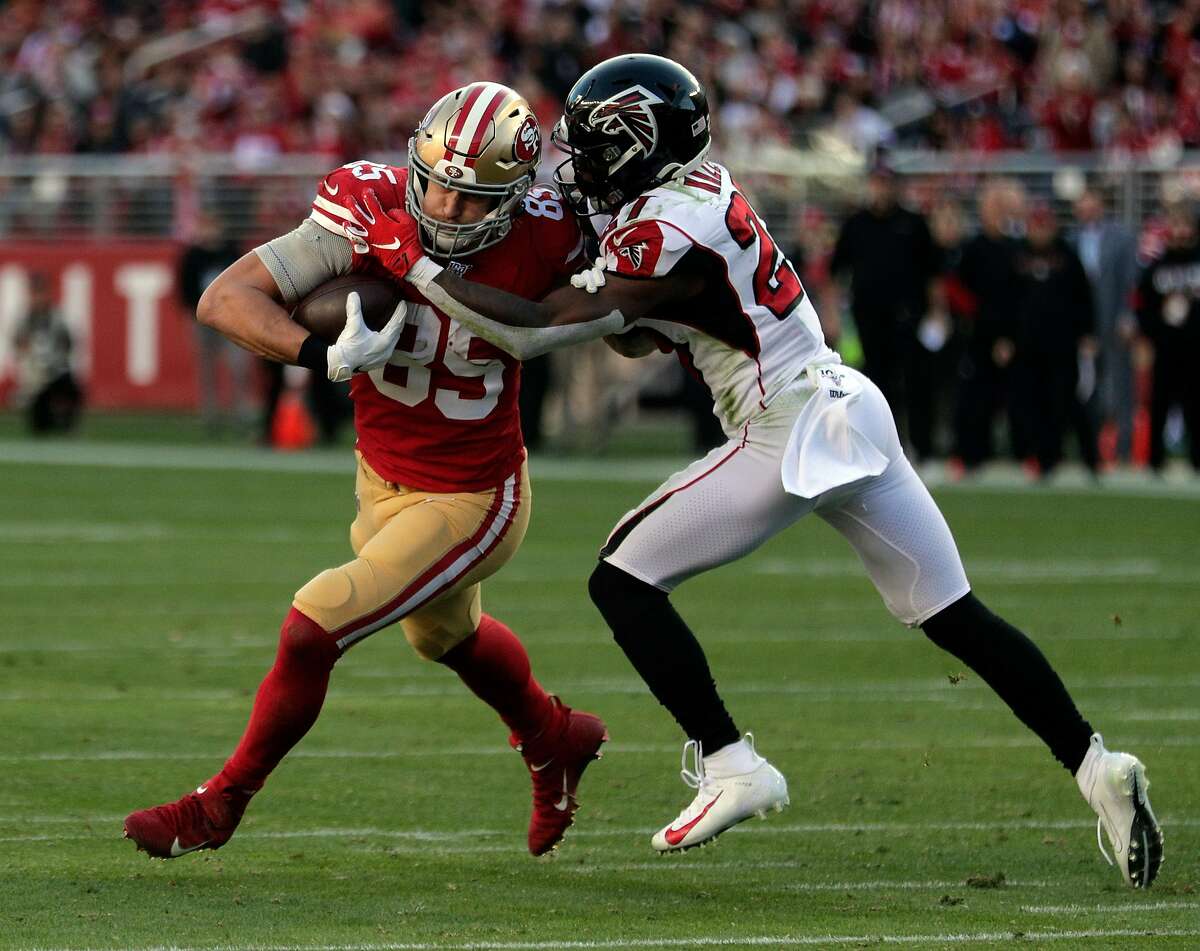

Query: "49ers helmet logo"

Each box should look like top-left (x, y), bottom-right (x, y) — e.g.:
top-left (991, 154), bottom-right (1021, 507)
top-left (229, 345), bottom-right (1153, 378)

top-left (513, 115), bottom-right (541, 162)
top-left (588, 84), bottom-right (664, 153)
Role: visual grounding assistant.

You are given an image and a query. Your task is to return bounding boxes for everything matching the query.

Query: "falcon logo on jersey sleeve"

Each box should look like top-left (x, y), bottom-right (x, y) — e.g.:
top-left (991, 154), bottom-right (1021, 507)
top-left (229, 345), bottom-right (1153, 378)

top-left (590, 85), bottom-right (664, 152)
top-left (605, 220), bottom-right (665, 277)
top-left (618, 242), bottom-right (648, 271)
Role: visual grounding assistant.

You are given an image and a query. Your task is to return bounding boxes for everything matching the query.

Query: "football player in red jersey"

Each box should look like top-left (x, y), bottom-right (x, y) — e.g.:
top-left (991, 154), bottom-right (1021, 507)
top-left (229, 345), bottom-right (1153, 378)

top-left (338, 56), bottom-right (1163, 889)
top-left (123, 82), bottom-right (606, 860)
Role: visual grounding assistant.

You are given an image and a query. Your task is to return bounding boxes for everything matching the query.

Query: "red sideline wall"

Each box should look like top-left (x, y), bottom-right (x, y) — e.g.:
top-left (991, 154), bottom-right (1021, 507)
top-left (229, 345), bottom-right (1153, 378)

top-left (0, 241), bottom-right (198, 409)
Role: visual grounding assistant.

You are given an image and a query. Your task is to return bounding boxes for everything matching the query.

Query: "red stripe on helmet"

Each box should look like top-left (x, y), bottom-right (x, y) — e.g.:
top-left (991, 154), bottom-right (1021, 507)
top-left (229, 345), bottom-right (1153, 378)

top-left (444, 84), bottom-right (487, 162)
top-left (463, 89), bottom-right (510, 168)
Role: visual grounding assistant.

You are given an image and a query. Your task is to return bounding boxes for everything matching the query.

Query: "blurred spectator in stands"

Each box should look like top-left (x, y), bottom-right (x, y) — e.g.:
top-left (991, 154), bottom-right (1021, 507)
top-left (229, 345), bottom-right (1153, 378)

top-left (830, 161), bottom-right (937, 458)
top-left (828, 90), bottom-right (895, 157)
top-left (1069, 184), bottom-right (1139, 463)
top-left (12, 272), bottom-right (82, 435)
top-left (1136, 201), bottom-right (1200, 474)
top-left (953, 179), bottom-right (1024, 470)
top-left (1011, 203), bottom-right (1099, 478)
top-left (6, 0), bottom-right (1200, 161)
top-left (177, 210), bottom-right (253, 435)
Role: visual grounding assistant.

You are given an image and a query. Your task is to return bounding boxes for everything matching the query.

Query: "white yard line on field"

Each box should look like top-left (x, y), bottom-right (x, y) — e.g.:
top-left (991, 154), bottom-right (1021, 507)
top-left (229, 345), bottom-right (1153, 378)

top-left (4, 558), bottom-right (1199, 587)
top-left (2, 729), bottom-right (1197, 764)
top-left (750, 558), bottom-right (1200, 584)
top-left (5, 438), bottom-right (1200, 497)
top-left (1020, 902), bottom-right (1200, 914)
top-left (2, 673), bottom-right (1200, 703)
top-left (560, 867), bottom-right (1052, 884)
top-left (1, 627), bottom-right (1182, 650)
top-left (2, 816), bottom-right (1197, 845)
top-left (19, 926), bottom-right (1200, 950)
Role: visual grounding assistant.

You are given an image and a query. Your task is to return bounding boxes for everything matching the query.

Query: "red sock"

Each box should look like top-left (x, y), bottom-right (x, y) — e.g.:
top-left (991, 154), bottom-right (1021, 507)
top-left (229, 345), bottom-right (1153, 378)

top-left (439, 613), bottom-right (557, 741)
top-left (214, 607), bottom-right (341, 793)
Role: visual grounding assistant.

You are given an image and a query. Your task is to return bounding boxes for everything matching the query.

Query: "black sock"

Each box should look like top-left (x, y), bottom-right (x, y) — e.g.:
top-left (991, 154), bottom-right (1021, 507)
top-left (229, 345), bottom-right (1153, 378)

top-left (922, 592), bottom-right (1093, 773)
top-left (588, 560), bottom-right (740, 751)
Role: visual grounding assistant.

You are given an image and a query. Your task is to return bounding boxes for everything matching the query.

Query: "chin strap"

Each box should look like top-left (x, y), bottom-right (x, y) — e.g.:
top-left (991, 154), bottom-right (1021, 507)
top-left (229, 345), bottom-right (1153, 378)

top-left (658, 141), bottom-right (713, 185)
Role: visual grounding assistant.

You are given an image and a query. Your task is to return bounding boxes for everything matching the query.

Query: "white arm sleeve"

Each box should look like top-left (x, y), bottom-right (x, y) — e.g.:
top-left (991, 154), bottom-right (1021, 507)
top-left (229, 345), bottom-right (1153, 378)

top-left (409, 260), bottom-right (625, 360)
top-left (254, 219), bottom-right (353, 307)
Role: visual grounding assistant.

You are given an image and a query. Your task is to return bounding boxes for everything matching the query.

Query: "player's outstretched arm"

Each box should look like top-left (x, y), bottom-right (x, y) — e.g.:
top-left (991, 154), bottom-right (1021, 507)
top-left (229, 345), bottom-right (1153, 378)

top-left (415, 263), bottom-right (695, 360)
top-left (341, 187), bottom-right (699, 360)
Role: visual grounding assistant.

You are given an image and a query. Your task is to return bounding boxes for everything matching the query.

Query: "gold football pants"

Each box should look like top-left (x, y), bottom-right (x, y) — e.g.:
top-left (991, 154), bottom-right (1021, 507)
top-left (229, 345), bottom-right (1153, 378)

top-left (293, 452), bottom-right (530, 659)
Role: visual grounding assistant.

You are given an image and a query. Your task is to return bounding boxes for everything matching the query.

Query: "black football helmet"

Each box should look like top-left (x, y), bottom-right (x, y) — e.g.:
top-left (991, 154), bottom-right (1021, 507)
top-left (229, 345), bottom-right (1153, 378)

top-left (552, 54), bottom-right (711, 215)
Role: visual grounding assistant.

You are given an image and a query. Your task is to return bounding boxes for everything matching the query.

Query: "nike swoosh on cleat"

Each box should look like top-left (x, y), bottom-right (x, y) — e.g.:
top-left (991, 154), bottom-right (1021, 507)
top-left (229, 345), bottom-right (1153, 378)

top-left (663, 791), bottom-right (724, 847)
top-left (169, 836), bottom-right (210, 857)
top-left (553, 772), bottom-right (571, 811)
top-left (324, 181), bottom-right (339, 195)
top-left (371, 238), bottom-right (402, 250)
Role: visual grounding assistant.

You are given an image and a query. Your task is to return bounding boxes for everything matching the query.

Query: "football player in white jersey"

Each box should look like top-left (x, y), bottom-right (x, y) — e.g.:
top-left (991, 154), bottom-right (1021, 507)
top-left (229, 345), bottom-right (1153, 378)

top-left (335, 55), bottom-right (1163, 888)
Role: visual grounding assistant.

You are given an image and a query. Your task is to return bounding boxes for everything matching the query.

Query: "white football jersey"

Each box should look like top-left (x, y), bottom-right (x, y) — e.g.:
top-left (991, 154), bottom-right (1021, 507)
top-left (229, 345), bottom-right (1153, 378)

top-left (598, 161), bottom-right (838, 435)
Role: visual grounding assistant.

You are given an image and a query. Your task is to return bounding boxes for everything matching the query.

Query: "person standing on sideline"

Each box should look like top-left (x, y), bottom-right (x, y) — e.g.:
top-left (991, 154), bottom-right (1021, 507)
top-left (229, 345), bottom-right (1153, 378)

top-left (830, 162), bottom-right (939, 458)
top-left (1069, 186), bottom-right (1139, 464)
top-left (917, 197), bottom-right (967, 460)
top-left (1136, 202), bottom-right (1200, 473)
top-left (1012, 204), bottom-right (1099, 478)
top-left (953, 181), bottom-right (1023, 470)
top-left (12, 272), bottom-right (82, 434)
top-left (178, 211), bottom-right (254, 435)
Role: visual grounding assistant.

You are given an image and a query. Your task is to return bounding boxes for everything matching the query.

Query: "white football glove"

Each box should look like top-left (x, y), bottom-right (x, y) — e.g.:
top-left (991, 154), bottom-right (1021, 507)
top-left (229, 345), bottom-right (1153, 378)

top-left (570, 256), bottom-right (608, 294)
top-left (327, 291), bottom-right (407, 383)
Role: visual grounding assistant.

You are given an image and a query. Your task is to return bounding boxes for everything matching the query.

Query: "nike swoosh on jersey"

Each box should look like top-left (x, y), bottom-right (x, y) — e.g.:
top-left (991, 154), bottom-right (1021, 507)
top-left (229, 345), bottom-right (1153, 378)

top-left (553, 772), bottom-right (571, 811)
top-left (663, 791), bottom-right (724, 846)
top-left (195, 785), bottom-right (208, 794)
top-left (170, 836), bottom-right (210, 857)
top-left (324, 181), bottom-right (339, 195)
top-left (530, 759), bottom-right (554, 772)
top-left (371, 238), bottom-right (402, 250)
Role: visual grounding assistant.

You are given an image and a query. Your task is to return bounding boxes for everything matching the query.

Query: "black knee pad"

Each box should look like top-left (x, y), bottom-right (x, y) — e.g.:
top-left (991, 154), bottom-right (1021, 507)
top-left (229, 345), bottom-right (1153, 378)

top-left (588, 560), bottom-right (665, 627)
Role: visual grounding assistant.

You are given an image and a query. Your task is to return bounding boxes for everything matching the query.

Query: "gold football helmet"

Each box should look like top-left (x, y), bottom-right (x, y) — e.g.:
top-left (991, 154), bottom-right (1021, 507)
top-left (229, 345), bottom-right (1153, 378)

top-left (408, 82), bottom-right (541, 257)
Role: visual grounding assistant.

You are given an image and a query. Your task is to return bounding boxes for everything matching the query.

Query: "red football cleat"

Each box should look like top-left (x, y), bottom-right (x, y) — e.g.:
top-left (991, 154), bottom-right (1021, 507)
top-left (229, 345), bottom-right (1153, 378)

top-left (123, 781), bottom-right (253, 859)
top-left (514, 698), bottom-right (608, 856)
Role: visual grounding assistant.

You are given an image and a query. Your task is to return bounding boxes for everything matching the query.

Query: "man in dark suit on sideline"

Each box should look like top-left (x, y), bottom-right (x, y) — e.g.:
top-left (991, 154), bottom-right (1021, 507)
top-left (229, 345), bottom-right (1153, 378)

top-left (1069, 186), bottom-right (1139, 463)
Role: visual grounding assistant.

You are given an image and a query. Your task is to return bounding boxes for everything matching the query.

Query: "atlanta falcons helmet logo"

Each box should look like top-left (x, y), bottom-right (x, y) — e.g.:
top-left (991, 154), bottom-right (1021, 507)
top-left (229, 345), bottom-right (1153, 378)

top-left (588, 85), bottom-right (664, 153)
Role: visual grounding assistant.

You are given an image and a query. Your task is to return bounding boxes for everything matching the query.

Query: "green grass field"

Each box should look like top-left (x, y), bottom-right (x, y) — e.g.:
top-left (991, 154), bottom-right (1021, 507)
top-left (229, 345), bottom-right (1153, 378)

top-left (1, 442), bottom-right (1197, 950)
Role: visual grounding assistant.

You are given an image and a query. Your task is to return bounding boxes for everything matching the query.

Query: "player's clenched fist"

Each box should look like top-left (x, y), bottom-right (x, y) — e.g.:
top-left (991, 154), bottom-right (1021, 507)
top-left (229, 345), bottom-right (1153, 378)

top-left (341, 188), bottom-right (426, 280)
top-left (327, 291), bottom-right (407, 382)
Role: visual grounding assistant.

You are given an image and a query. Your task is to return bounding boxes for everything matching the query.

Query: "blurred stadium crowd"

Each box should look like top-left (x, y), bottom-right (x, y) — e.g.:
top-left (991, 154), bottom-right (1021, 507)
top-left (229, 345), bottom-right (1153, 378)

top-left (1, 0), bottom-right (1197, 474)
top-left (9, 0), bottom-right (1200, 159)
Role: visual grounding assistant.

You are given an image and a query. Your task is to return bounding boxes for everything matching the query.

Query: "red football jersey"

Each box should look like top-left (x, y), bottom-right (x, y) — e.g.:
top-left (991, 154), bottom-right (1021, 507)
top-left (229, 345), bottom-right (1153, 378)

top-left (308, 160), bottom-right (583, 492)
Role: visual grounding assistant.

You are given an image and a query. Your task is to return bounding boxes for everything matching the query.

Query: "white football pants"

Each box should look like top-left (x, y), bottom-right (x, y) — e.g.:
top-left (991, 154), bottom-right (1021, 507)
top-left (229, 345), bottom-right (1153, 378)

top-left (601, 366), bottom-right (971, 626)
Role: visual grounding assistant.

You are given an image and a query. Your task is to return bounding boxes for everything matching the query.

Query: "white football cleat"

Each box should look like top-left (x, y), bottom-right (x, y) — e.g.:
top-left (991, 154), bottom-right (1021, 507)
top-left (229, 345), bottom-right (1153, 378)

top-left (651, 734), bottom-right (789, 853)
top-left (1076, 733), bottom-right (1163, 888)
